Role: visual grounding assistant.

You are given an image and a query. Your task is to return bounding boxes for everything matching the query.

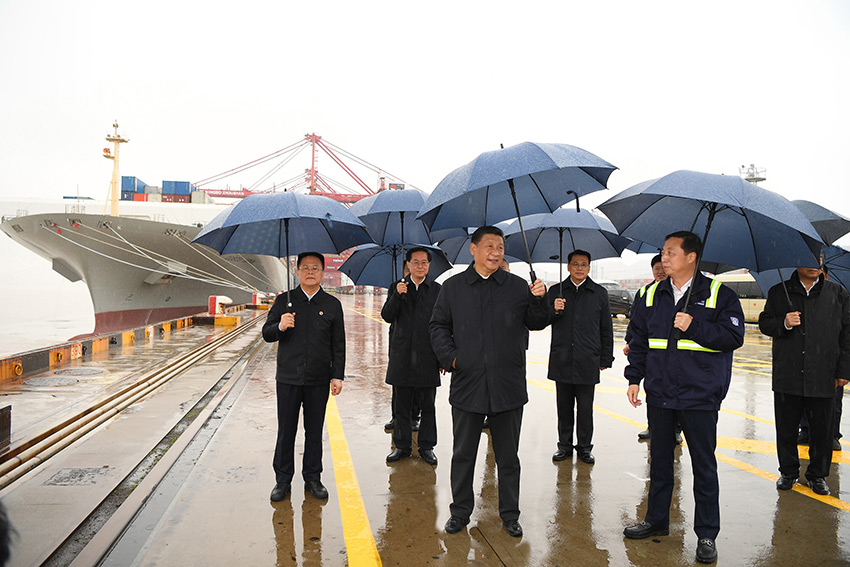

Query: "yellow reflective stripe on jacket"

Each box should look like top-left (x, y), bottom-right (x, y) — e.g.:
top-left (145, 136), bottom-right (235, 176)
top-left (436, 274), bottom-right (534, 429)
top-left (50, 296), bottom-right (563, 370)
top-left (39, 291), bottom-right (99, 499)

top-left (648, 338), bottom-right (720, 353)
top-left (705, 278), bottom-right (721, 309)
top-left (644, 281), bottom-right (661, 307)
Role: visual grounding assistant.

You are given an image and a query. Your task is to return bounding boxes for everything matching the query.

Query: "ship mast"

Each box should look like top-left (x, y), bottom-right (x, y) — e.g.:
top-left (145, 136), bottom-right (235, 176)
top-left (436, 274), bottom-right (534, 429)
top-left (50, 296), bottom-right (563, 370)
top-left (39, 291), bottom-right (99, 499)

top-left (103, 121), bottom-right (129, 216)
top-left (739, 163), bottom-right (766, 185)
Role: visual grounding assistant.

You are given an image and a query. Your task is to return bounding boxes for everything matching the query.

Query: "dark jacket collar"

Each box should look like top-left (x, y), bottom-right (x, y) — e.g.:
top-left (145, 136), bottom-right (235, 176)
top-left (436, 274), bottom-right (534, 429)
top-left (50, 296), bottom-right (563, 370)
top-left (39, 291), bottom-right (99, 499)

top-left (293, 286), bottom-right (326, 303)
top-left (462, 263), bottom-right (507, 285)
top-left (560, 276), bottom-right (598, 292)
top-left (787, 270), bottom-right (823, 295)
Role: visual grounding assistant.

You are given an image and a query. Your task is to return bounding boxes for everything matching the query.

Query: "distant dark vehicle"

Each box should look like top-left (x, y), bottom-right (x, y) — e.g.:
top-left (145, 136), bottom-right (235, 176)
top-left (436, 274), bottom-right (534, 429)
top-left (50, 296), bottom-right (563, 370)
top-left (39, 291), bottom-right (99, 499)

top-left (598, 280), bottom-right (633, 316)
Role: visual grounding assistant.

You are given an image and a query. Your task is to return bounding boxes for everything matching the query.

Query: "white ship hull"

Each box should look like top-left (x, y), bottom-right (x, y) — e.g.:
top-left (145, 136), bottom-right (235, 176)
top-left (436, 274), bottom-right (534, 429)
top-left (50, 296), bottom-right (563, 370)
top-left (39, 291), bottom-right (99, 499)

top-left (1, 199), bottom-right (286, 337)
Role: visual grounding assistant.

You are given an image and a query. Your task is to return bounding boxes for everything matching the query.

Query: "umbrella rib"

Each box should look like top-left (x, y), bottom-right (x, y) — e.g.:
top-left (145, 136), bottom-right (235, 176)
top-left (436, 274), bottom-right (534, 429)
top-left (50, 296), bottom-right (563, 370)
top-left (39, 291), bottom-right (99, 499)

top-left (741, 209), bottom-right (760, 272)
top-left (528, 174), bottom-right (555, 213)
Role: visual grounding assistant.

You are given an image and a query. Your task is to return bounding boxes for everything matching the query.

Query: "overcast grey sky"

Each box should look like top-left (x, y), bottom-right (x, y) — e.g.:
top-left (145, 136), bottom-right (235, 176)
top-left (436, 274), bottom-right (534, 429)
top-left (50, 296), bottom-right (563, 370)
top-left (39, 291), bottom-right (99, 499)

top-left (1, 0), bottom-right (848, 223)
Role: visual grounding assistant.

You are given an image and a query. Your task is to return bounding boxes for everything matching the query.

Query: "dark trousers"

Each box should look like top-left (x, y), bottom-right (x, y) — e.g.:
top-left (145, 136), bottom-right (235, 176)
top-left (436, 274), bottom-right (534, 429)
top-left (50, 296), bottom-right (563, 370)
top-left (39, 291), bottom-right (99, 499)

top-left (646, 405), bottom-right (720, 540)
top-left (555, 382), bottom-right (595, 452)
top-left (393, 385), bottom-right (437, 451)
top-left (390, 387), bottom-right (421, 420)
top-left (799, 386), bottom-right (843, 440)
top-left (450, 406), bottom-right (523, 522)
top-left (775, 392), bottom-right (835, 480)
top-left (273, 382), bottom-right (330, 484)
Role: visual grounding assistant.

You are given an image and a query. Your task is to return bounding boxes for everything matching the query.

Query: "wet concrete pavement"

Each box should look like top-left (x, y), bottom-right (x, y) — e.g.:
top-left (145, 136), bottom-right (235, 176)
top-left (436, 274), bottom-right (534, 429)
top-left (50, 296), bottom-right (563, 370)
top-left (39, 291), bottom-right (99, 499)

top-left (2, 293), bottom-right (849, 566)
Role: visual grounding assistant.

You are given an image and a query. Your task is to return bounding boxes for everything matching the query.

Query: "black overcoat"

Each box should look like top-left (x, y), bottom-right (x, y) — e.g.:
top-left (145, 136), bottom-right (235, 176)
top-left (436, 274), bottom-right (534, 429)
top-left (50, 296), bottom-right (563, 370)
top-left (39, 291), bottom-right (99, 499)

top-left (262, 287), bottom-right (345, 385)
top-left (381, 277), bottom-right (442, 387)
top-left (546, 277), bottom-right (614, 384)
top-left (429, 265), bottom-right (550, 414)
top-left (758, 272), bottom-right (850, 398)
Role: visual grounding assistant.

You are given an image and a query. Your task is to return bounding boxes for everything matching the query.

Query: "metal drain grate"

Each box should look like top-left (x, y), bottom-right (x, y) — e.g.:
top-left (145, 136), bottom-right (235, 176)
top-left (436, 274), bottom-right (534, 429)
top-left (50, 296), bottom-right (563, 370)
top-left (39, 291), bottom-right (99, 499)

top-left (26, 376), bottom-right (80, 387)
top-left (54, 368), bottom-right (105, 376)
top-left (44, 467), bottom-right (110, 486)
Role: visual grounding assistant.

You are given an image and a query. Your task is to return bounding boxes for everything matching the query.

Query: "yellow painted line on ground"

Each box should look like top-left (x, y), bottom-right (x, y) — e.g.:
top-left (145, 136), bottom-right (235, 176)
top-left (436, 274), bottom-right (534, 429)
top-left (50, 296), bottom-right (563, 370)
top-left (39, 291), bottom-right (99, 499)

top-left (720, 407), bottom-right (775, 425)
top-left (344, 305), bottom-right (389, 326)
top-left (714, 452), bottom-right (850, 512)
top-left (326, 396), bottom-right (383, 567)
top-left (526, 379), bottom-right (850, 512)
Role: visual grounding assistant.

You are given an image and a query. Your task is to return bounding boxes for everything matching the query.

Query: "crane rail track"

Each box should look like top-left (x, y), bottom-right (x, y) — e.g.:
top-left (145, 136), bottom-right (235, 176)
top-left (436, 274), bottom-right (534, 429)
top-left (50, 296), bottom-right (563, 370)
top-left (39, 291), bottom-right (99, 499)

top-left (0, 315), bottom-right (263, 491)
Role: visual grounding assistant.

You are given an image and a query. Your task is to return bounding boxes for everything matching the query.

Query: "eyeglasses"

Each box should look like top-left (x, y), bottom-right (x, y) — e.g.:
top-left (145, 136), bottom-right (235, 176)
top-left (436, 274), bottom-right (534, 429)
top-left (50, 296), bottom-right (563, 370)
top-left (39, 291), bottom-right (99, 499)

top-left (298, 265), bottom-right (323, 272)
top-left (409, 261), bottom-right (430, 267)
top-left (569, 262), bottom-right (590, 268)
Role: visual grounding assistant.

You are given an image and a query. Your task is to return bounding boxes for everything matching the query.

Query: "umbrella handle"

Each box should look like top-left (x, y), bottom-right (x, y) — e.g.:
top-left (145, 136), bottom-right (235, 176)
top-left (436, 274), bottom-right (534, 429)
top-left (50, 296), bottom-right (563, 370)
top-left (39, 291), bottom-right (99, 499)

top-left (567, 190), bottom-right (580, 212)
top-left (506, 178), bottom-right (537, 282)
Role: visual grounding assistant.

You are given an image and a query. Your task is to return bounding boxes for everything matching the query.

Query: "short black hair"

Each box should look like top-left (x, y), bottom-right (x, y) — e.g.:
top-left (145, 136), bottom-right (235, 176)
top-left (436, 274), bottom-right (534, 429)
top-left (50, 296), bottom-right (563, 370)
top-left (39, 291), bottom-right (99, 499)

top-left (470, 225), bottom-right (504, 245)
top-left (297, 251), bottom-right (325, 269)
top-left (651, 253), bottom-right (662, 267)
top-left (568, 249), bottom-right (591, 264)
top-left (665, 230), bottom-right (702, 257)
top-left (405, 246), bottom-right (432, 263)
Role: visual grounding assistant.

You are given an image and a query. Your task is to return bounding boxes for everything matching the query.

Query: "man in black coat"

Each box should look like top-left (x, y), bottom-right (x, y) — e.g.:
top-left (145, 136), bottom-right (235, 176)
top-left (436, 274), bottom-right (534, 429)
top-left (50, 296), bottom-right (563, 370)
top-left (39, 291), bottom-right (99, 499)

top-left (548, 249), bottom-right (614, 464)
top-left (758, 266), bottom-right (850, 495)
top-left (382, 247), bottom-right (442, 465)
top-left (262, 252), bottom-right (345, 502)
top-left (430, 226), bottom-right (549, 538)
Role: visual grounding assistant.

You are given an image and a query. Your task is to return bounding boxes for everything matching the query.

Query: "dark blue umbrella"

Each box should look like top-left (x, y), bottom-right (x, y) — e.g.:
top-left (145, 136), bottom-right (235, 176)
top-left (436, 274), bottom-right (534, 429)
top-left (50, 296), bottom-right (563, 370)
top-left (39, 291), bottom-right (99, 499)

top-left (349, 189), bottom-right (433, 276)
top-left (752, 245), bottom-right (850, 295)
top-left (625, 239), bottom-right (661, 255)
top-left (792, 200), bottom-right (850, 246)
top-left (503, 207), bottom-right (631, 298)
top-left (193, 192), bottom-right (373, 304)
top-left (339, 243), bottom-right (451, 289)
top-left (598, 170), bottom-right (823, 314)
top-left (417, 142), bottom-right (617, 280)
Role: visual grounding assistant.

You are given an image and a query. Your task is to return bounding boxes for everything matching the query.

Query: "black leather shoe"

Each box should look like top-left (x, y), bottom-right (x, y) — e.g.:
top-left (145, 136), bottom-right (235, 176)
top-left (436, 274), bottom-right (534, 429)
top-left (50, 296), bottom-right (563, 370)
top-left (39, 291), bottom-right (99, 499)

top-left (503, 519), bottom-right (523, 537)
top-left (675, 430), bottom-right (683, 445)
top-left (482, 417), bottom-right (490, 429)
top-left (808, 477), bottom-right (830, 495)
top-left (552, 449), bottom-right (571, 462)
top-left (384, 418), bottom-right (395, 430)
top-left (776, 474), bottom-right (797, 490)
top-left (797, 430), bottom-right (809, 444)
top-left (696, 538), bottom-right (718, 563)
top-left (578, 451), bottom-right (595, 464)
top-left (444, 516), bottom-right (469, 534)
top-left (386, 449), bottom-right (411, 462)
top-left (637, 428), bottom-right (651, 440)
top-left (270, 482), bottom-right (291, 502)
top-left (834, 438), bottom-right (842, 451)
top-left (305, 480), bottom-right (328, 499)
top-left (412, 418), bottom-right (420, 432)
top-left (419, 448), bottom-right (438, 465)
top-left (624, 520), bottom-right (669, 539)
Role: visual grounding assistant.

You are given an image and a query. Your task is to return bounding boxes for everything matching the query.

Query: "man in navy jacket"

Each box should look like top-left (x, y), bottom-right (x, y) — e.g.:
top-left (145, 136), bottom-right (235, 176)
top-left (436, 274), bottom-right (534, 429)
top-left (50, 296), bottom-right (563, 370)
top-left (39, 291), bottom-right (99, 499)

top-left (623, 231), bottom-right (745, 565)
top-left (262, 252), bottom-right (345, 502)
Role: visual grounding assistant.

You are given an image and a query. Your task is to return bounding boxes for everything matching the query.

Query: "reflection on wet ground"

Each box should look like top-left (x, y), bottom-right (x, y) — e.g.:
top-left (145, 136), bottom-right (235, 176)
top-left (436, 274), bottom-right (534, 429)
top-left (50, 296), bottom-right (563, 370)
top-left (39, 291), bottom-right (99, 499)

top-left (3, 295), bottom-right (849, 566)
top-left (327, 294), bottom-right (849, 566)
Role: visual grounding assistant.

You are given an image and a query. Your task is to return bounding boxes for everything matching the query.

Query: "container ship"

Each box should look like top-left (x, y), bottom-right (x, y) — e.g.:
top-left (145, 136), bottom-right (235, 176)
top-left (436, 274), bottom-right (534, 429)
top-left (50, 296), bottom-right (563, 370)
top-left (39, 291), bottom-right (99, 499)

top-left (0, 123), bottom-right (287, 337)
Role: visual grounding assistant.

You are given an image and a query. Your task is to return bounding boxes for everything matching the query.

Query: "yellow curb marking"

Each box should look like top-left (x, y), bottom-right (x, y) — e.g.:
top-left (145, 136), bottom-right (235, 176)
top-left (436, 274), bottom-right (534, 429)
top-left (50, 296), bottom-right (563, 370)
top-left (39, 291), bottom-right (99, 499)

top-left (326, 395), bottom-right (383, 566)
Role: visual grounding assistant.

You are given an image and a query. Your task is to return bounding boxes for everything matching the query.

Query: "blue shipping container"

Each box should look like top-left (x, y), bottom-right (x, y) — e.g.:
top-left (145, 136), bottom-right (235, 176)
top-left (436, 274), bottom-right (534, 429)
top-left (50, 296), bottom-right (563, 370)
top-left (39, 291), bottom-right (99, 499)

top-left (121, 176), bottom-right (148, 193)
top-left (162, 181), bottom-right (177, 195)
top-left (175, 181), bottom-right (192, 195)
top-left (120, 191), bottom-right (135, 201)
